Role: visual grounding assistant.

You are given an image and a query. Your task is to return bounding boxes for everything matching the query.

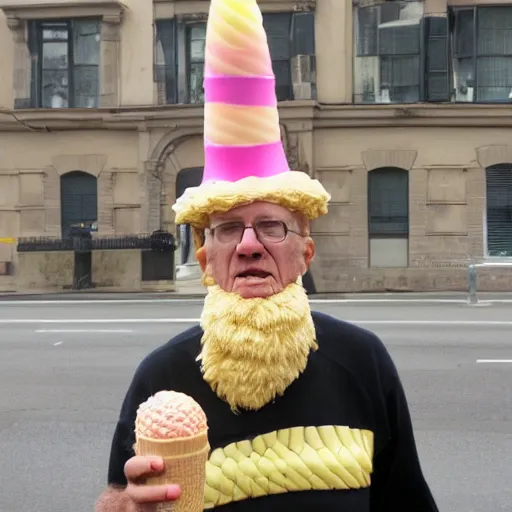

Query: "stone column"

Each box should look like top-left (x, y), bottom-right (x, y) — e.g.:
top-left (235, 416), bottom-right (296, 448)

top-left (143, 160), bottom-right (163, 233)
top-left (161, 178), bottom-right (177, 234)
top-left (97, 171), bottom-right (115, 235)
top-left (7, 18), bottom-right (31, 108)
top-left (42, 165), bottom-right (61, 236)
top-left (315, 0), bottom-right (353, 103)
top-left (100, 15), bottom-right (122, 108)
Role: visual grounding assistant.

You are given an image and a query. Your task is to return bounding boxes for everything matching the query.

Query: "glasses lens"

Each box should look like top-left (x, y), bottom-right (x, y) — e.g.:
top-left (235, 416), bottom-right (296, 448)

top-left (215, 222), bottom-right (244, 243)
top-left (256, 220), bottom-right (286, 241)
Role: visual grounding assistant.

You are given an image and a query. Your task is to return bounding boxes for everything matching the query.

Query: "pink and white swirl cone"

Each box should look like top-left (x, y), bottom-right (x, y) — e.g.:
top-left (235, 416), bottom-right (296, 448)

top-left (172, 0), bottom-right (330, 232)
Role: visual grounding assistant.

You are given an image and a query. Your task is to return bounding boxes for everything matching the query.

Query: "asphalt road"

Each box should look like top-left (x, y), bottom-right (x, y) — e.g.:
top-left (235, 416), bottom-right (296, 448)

top-left (1, 297), bottom-right (511, 512)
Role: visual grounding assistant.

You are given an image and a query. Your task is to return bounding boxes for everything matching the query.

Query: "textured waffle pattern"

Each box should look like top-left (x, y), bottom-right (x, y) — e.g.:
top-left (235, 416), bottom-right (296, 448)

top-left (173, 171), bottom-right (331, 229)
top-left (204, 426), bottom-right (374, 508)
top-left (136, 391), bottom-right (207, 439)
top-left (143, 444), bottom-right (210, 512)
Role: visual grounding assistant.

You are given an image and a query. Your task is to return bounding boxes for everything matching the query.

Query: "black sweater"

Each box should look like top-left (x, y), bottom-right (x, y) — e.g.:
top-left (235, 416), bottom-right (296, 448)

top-left (106, 311), bottom-right (439, 511)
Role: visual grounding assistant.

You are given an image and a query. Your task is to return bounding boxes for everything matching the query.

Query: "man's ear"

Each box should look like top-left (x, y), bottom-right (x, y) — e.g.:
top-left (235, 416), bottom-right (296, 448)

top-left (196, 246), bottom-right (207, 272)
top-left (303, 238), bottom-right (315, 269)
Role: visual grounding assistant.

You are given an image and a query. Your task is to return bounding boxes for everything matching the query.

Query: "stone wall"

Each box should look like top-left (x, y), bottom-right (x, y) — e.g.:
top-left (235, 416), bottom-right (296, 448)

top-left (308, 261), bottom-right (512, 293)
top-left (17, 251), bottom-right (74, 290)
top-left (92, 249), bottom-right (141, 288)
top-left (0, 275), bottom-right (15, 292)
top-left (10, 249), bottom-right (175, 292)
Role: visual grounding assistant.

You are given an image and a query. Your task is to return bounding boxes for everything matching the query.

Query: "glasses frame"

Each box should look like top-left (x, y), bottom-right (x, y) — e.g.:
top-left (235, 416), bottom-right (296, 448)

top-left (209, 219), bottom-right (304, 245)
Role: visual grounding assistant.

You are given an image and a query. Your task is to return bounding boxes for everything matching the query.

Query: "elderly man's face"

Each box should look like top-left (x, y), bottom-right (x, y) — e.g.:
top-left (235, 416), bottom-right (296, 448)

top-left (197, 202), bottom-right (314, 299)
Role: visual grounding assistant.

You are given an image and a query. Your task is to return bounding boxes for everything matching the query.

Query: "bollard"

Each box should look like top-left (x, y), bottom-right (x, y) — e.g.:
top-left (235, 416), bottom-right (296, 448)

top-left (467, 263), bottom-right (478, 304)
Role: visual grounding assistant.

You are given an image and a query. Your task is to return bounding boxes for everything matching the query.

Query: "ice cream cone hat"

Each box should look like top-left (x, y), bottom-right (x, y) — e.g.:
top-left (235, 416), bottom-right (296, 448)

top-left (172, 0), bottom-right (330, 233)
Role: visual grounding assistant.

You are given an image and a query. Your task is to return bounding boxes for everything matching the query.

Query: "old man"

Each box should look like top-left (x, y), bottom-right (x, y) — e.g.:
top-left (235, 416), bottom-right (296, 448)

top-left (95, 0), bottom-right (439, 510)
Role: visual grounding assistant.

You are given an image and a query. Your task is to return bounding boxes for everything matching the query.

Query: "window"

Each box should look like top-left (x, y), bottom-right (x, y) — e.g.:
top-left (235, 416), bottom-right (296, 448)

top-left (155, 19), bottom-right (177, 105)
top-left (28, 19), bottom-right (101, 108)
top-left (176, 167), bottom-right (204, 265)
top-left (353, 1), bottom-right (451, 104)
top-left (60, 171), bottom-right (98, 238)
top-left (452, 7), bottom-right (512, 103)
top-left (354, 2), bottom-right (424, 104)
top-left (486, 164), bottom-right (512, 257)
top-left (368, 168), bottom-right (409, 267)
top-left (154, 12), bottom-right (314, 104)
top-left (264, 13), bottom-right (292, 101)
top-left (353, 3), bottom-right (512, 104)
top-left (187, 24), bottom-right (206, 104)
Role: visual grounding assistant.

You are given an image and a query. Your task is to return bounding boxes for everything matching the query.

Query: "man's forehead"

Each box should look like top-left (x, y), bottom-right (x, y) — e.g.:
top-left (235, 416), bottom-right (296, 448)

top-left (211, 202), bottom-right (293, 222)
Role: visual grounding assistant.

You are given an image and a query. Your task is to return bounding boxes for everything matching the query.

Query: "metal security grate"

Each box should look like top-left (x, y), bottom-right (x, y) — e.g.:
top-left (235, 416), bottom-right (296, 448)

top-left (486, 164), bottom-right (512, 256)
top-left (368, 167), bottom-right (409, 236)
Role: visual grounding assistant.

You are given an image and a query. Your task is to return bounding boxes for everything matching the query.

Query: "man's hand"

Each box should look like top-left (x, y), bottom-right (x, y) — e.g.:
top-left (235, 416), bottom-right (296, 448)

top-left (125, 456), bottom-right (181, 510)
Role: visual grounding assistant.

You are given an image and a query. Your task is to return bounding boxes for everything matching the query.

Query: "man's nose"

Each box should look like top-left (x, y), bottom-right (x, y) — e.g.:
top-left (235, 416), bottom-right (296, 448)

top-left (236, 227), bottom-right (264, 258)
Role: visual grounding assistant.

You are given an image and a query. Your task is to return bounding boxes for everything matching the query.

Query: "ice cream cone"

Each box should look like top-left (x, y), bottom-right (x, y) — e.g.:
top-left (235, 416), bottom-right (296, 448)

top-left (172, 0), bottom-right (330, 233)
top-left (134, 391), bottom-right (210, 512)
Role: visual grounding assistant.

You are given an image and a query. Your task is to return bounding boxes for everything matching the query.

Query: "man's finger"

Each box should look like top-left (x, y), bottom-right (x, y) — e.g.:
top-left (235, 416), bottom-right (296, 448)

top-left (124, 456), bottom-right (164, 482)
top-left (127, 483), bottom-right (181, 504)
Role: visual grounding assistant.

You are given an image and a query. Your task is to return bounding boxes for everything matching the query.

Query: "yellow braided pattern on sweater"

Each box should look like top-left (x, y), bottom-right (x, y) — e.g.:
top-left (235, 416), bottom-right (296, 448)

top-left (204, 425), bottom-right (374, 508)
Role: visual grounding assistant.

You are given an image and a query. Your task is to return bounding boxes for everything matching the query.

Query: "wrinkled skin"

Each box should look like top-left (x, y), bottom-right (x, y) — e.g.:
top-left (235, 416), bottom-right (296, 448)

top-left (196, 201), bottom-right (315, 299)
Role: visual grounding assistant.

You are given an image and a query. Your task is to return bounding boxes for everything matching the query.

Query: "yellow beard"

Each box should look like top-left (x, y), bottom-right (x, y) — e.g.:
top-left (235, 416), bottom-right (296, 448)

top-left (198, 281), bottom-right (318, 412)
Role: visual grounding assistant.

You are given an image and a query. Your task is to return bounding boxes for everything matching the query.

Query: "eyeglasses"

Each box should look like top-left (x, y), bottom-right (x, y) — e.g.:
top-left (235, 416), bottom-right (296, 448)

top-left (209, 220), bottom-right (303, 244)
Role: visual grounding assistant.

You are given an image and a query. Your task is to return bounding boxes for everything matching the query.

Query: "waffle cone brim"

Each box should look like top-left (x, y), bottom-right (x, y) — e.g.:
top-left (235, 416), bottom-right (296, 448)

top-left (172, 171), bottom-right (331, 229)
top-left (135, 431), bottom-right (210, 512)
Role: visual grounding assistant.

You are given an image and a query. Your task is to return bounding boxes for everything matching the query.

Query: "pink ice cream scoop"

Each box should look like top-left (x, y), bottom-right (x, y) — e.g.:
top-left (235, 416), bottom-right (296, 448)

top-left (135, 390), bottom-right (208, 439)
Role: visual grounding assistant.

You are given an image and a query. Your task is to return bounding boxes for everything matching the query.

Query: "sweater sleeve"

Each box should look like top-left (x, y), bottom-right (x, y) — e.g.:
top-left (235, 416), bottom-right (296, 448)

top-left (369, 360), bottom-right (439, 512)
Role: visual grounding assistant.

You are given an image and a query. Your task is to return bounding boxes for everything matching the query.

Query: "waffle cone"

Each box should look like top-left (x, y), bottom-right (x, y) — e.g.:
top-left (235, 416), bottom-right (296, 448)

top-left (135, 431), bottom-right (210, 512)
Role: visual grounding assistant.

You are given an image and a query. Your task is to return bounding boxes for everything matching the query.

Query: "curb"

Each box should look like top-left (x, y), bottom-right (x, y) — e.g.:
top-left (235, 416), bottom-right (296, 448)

top-left (1, 290), bottom-right (512, 301)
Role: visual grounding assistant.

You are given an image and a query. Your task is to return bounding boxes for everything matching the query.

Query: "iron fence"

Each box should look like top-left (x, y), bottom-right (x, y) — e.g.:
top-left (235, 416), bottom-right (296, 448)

top-left (16, 231), bottom-right (177, 288)
top-left (17, 232), bottom-right (176, 253)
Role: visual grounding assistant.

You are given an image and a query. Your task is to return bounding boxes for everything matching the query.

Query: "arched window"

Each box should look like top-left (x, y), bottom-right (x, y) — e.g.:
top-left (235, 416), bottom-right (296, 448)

top-left (60, 171), bottom-right (98, 238)
top-left (176, 167), bottom-right (204, 265)
top-left (485, 164), bottom-right (512, 257)
top-left (176, 167), bottom-right (203, 200)
top-left (368, 167), bottom-right (409, 267)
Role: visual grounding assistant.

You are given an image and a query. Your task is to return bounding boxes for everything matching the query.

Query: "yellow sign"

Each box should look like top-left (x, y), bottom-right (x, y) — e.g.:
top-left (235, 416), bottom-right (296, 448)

top-left (0, 238), bottom-right (15, 244)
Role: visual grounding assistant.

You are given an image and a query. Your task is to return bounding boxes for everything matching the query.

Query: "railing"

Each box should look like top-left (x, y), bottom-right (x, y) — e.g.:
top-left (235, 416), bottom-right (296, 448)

top-left (467, 260), bottom-right (512, 304)
top-left (16, 232), bottom-right (176, 253)
top-left (17, 237), bottom-right (74, 252)
top-left (16, 231), bottom-right (177, 289)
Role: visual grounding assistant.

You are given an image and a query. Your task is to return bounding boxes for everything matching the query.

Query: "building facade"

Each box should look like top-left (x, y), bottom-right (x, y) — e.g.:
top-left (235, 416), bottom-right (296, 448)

top-left (0, 0), bottom-right (512, 293)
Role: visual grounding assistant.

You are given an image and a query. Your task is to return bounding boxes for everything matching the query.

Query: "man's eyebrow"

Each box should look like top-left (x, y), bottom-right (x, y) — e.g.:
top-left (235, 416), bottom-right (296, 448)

top-left (212, 218), bottom-right (242, 225)
top-left (212, 214), bottom-right (290, 225)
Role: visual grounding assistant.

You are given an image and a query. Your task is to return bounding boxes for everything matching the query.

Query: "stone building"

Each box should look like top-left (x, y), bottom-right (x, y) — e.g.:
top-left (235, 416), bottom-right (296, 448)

top-left (0, 0), bottom-right (511, 293)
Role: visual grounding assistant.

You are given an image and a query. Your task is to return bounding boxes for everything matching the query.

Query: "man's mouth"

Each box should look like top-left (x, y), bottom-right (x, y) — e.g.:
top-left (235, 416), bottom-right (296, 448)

top-left (236, 270), bottom-right (271, 279)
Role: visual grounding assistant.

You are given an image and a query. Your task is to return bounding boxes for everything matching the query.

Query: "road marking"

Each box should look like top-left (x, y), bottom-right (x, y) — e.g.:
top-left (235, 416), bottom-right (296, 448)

top-left (310, 299), bottom-right (473, 304)
top-left (36, 329), bottom-right (133, 333)
top-left (0, 299), bottom-right (206, 305)
top-left (1, 298), bottom-right (512, 305)
top-left (0, 318), bottom-right (201, 324)
top-left (1, 319), bottom-right (512, 326)
top-left (53, 342), bottom-right (63, 346)
top-left (476, 359), bottom-right (512, 364)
